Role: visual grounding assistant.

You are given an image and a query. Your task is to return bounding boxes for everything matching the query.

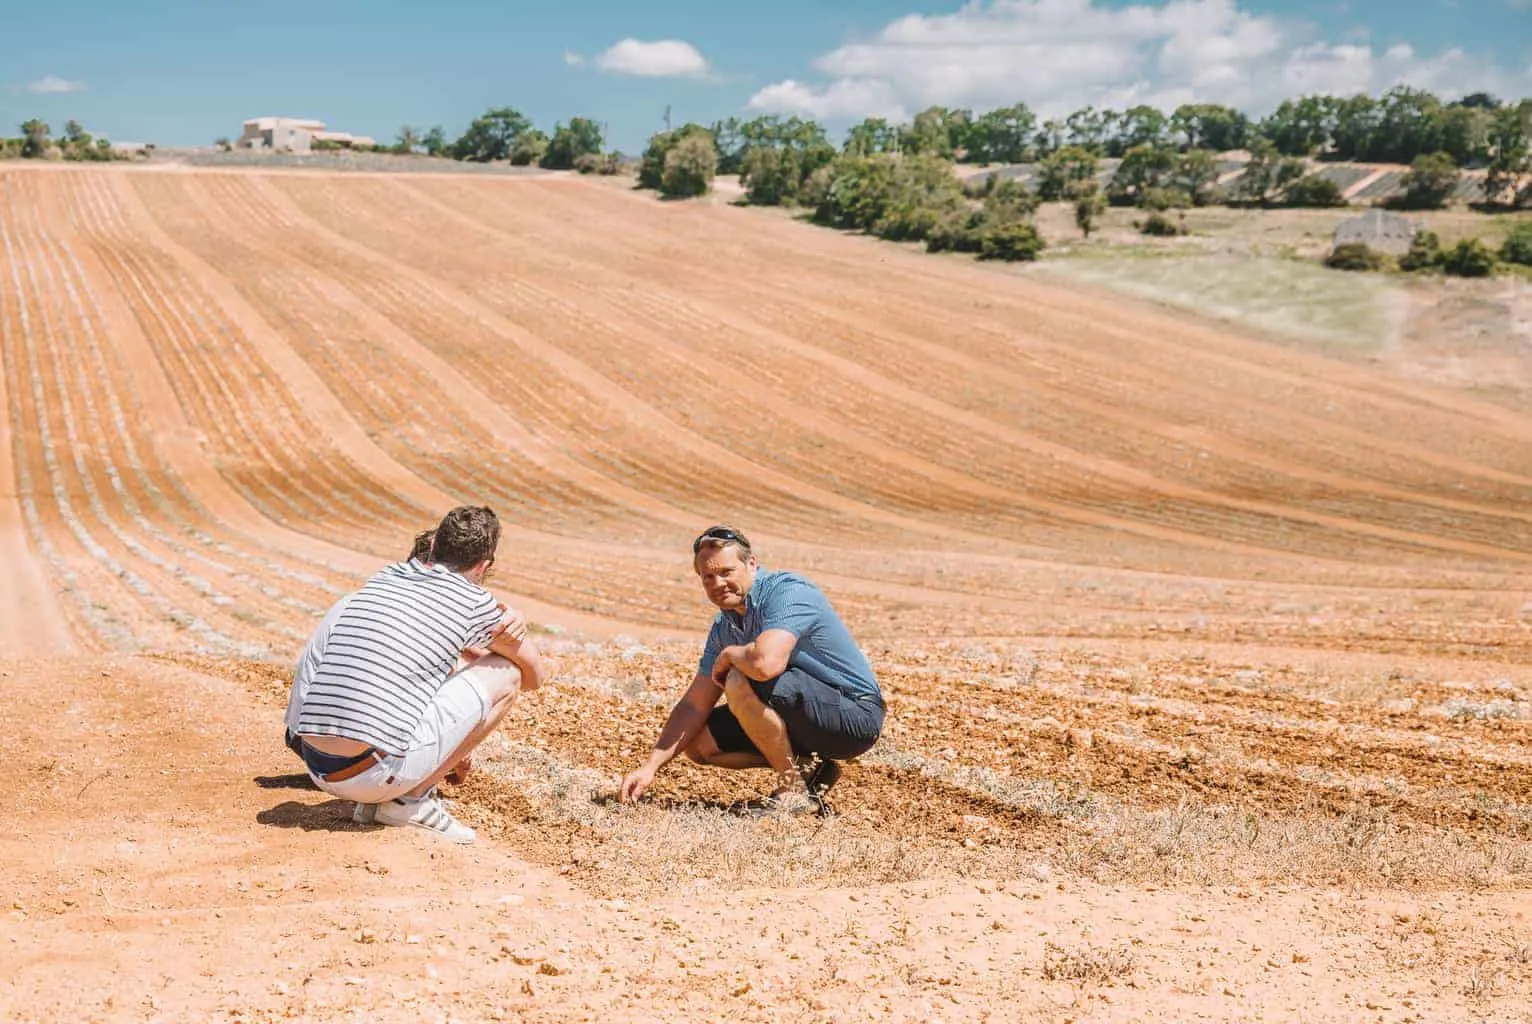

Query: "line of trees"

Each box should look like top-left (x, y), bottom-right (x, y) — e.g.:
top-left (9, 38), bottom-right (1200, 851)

top-left (688, 87), bottom-right (1530, 209)
top-left (2, 119), bottom-right (131, 162)
top-left (760, 88), bottom-right (1521, 173)
top-left (396, 107), bottom-right (620, 173)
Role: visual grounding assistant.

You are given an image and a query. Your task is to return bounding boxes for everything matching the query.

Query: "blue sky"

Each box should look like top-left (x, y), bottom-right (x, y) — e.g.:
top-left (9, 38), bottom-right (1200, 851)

top-left (2, 0), bottom-right (1527, 153)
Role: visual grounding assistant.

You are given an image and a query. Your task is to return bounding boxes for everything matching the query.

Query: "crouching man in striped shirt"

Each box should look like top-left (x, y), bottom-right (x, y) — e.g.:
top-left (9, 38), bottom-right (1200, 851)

top-left (290, 505), bottom-right (544, 844)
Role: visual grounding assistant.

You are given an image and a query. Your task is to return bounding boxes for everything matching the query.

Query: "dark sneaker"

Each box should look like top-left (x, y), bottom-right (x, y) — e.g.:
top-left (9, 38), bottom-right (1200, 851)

top-left (805, 758), bottom-right (843, 798)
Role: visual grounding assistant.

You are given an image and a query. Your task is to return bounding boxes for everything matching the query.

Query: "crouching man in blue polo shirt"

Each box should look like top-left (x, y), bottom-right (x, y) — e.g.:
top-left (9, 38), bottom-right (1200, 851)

top-left (619, 525), bottom-right (885, 816)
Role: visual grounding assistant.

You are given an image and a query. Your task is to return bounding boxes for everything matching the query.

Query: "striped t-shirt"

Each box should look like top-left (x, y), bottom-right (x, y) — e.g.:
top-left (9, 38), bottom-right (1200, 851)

top-left (294, 558), bottom-right (503, 753)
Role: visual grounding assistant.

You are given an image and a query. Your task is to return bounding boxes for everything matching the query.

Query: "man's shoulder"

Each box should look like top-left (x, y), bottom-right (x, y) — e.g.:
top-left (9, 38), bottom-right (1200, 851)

top-left (366, 560), bottom-right (491, 601)
top-left (756, 568), bottom-right (825, 602)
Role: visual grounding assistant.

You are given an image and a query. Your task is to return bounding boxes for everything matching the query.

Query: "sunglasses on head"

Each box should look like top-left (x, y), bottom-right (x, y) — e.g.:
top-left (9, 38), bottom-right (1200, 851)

top-left (692, 526), bottom-right (746, 554)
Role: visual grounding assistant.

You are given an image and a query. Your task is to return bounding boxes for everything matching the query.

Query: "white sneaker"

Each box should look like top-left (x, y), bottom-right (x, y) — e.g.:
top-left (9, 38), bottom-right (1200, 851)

top-left (374, 792), bottom-right (476, 844)
top-left (352, 802), bottom-right (378, 824)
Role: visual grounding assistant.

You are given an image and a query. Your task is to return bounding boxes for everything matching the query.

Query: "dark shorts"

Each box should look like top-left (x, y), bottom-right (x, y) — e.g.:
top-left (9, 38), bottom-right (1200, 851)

top-left (707, 666), bottom-right (885, 761)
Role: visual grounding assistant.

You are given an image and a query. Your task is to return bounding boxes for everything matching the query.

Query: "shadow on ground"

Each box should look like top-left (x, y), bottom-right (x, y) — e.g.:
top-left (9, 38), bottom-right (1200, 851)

top-left (254, 772), bottom-right (319, 791)
top-left (257, 799), bottom-right (377, 833)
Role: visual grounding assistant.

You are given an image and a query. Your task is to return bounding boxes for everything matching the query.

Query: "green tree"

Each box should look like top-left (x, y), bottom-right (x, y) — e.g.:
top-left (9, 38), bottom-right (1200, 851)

top-left (1373, 86), bottom-right (1442, 163)
top-left (1073, 185), bottom-right (1106, 238)
top-left (1034, 118), bottom-right (1067, 158)
top-left (1064, 106), bottom-right (1112, 154)
top-left (843, 117), bottom-right (900, 156)
top-left (1393, 151), bottom-right (1461, 209)
top-left (1436, 104), bottom-right (1492, 167)
top-left (541, 117), bottom-right (604, 169)
top-left (451, 106), bottom-right (532, 162)
top-left (1176, 148), bottom-right (1221, 205)
top-left (1107, 143), bottom-right (1176, 204)
top-left (1118, 106), bottom-right (1168, 151)
top-left (1033, 145), bottom-right (1098, 201)
top-left (422, 126), bottom-right (448, 157)
top-left (1484, 100), bottom-right (1532, 206)
top-left (394, 125), bottom-right (419, 155)
top-left (901, 106), bottom-right (962, 157)
top-left (964, 103), bottom-right (1036, 164)
top-left (1235, 137), bottom-right (1279, 201)
top-left (1329, 94), bottom-right (1381, 160)
top-left (1259, 96), bottom-right (1334, 156)
top-left (659, 129), bottom-right (717, 198)
top-left (1169, 104), bottom-right (1248, 152)
top-left (20, 119), bottom-right (51, 158)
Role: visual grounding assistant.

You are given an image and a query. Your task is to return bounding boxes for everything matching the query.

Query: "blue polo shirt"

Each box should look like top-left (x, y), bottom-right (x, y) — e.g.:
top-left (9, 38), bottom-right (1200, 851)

top-left (698, 568), bottom-right (881, 701)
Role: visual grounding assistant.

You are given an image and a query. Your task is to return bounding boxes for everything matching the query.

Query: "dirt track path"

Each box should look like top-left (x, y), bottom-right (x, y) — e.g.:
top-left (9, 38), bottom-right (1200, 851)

top-left (3, 654), bottom-right (1529, 1024)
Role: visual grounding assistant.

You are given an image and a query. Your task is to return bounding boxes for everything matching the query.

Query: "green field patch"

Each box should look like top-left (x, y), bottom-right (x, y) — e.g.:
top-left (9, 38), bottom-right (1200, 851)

top-left (1037, 254), bottom-right (1406, 355)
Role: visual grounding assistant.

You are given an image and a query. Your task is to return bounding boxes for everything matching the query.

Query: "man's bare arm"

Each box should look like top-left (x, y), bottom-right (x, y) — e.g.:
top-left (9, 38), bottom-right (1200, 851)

top-left (487, 629), bottom-right (545, 690)
top-left (619, 673), bottom-right (718, 802)
top-left (711, 628), bottom-right (797, 683)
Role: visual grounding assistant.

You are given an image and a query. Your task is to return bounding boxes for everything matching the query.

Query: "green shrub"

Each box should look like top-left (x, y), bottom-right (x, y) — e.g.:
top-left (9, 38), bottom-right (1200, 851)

top-left (573, 152), bottom-right (620, 175)
top-left (1074, 189), bottom-right (1106, 238)
top-left (1399, 230), bottom-right (1444, 272)
top-left (509, 131), bottom-right (549, 166)
top-left (1391, 152), bottom-right (1461, 210)
top-left (875, 197), bottom-right (964, 242)
top-left (1140, 212), bottom-right (1185, 236)
top-left (1281, 176), bottom-right (1347, 208)
top-left (985, 178), bottom-right (1039, 216)
top-left (1325, 243), bottom-right (1384, 271)
top-left (926, 212), bottom-right (986, 253)
top-left (1500, 222), bottom-right (1532, 267)
top-left (814, 154), bottom-right (899, 229)
top-left (1138, 186), bottom-right (1191, 211)
top-left (799, 164), bottom-right (835, 209)
top-left (1441, 238), bottom-right (1496, 277)
top-left (660, 133), bottom-right (717, 198)
top-left (639, 124), bottom-right (715, 191)
top-left (977, 221), bottom-right (1045, 261)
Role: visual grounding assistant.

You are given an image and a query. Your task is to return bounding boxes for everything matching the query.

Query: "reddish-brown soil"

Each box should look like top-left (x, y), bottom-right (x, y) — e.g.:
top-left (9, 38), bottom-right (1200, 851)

top-left (1, 163), bottom-right (1529, 1021)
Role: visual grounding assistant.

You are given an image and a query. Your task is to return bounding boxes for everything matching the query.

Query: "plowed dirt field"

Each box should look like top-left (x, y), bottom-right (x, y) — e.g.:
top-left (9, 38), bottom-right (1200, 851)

top-left (2, 164), bottom-right (1529, 1022)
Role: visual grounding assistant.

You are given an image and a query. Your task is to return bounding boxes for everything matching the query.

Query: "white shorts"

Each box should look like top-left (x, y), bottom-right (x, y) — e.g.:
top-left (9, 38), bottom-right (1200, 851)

top-left (305, 655), bottom-right (518, 803)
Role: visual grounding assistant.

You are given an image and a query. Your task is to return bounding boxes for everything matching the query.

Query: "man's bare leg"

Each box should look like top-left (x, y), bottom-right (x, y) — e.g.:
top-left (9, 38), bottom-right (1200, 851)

top-left (722, 670), bottom-right (808, 798)
top-left (404, 655), bottom-right (524, 799)
top-left (684, 724), bottom-right (771, 770)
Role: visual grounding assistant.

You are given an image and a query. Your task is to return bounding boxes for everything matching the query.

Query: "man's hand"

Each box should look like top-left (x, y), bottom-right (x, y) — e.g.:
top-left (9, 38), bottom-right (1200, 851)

top-left (492, 602), bottom-right (529, 643)
top-left (709, 647), bottom-right (735, 688)
top-left (473, 603), bottom-right (530, 661)
top-left (619, 764), bottom-right (656, 804)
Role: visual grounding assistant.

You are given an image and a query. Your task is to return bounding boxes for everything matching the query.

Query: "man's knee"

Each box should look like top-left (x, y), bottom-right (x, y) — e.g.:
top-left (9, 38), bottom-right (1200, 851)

top-left (722, 669), bottom-right (756, 707)
top-left (462, 653), bottom-right (523, 705)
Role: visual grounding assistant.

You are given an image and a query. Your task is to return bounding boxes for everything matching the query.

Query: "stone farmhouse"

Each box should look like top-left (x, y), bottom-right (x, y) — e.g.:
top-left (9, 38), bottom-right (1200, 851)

top-left (238, 117), bottom-right (376, 153)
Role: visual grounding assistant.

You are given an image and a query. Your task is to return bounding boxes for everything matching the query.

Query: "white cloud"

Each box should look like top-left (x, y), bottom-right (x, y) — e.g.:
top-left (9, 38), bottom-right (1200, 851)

top-left (589, 38), bottom-right (711, 79)
top-left (12, 75), bottom-right (86, 95)
top-left (746, 0), bottom-right (1522, 123)
top-left (563, 51), bottom-right (585, 67)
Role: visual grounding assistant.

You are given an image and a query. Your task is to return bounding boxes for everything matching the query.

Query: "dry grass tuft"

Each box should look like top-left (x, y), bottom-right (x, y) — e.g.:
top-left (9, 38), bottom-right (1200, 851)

top-left (1041, 940), bottom-right (1138, 985)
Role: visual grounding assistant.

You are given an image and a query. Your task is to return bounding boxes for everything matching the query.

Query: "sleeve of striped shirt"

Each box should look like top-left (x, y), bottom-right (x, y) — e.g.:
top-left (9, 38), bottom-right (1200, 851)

top-left (464, 592), bottom-right (504, 650)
